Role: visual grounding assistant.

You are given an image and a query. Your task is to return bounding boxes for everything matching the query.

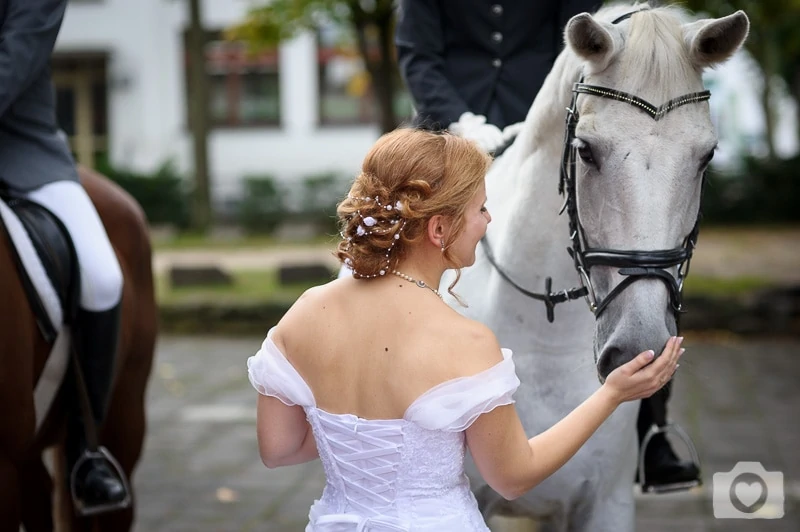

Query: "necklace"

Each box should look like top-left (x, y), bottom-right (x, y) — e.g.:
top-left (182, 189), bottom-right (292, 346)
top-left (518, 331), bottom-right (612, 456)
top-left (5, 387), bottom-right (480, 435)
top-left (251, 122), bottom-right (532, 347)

top-left (391, 270), bottom-right (443, 299)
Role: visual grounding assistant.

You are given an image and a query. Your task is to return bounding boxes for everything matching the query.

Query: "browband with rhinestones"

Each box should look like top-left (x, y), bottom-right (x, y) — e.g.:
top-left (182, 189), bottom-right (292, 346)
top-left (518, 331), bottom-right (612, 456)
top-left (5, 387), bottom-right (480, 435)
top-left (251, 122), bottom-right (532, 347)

top-left (572, 83), bottom-right (711, 122)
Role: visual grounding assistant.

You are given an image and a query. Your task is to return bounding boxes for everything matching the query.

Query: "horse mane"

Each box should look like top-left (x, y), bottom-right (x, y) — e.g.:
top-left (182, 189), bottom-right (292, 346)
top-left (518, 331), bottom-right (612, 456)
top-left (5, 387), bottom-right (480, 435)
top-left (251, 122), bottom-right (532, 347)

top-left (596, 3), bottom-right (698, 101)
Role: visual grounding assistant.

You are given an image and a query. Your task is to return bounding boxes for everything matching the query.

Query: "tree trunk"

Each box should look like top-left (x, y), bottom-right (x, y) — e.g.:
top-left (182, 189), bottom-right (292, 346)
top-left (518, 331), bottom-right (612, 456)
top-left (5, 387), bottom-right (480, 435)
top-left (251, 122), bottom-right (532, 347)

top-left (375, 11), bottom-right (399, 133)
top-left (757, 34), bottom-right (780, 161)
top-left (350, 3), bottom-right (398, 134)
top-left (792, 68), bottom-right (800, 152)
top-left (187, 0), bottom-right (212, 232)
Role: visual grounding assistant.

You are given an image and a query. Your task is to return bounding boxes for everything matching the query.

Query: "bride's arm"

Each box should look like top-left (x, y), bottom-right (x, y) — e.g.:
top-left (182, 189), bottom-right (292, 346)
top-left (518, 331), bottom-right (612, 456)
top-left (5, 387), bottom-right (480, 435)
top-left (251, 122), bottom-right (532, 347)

top-left (256, 395), bottom-right (319, 468)
top-left (465, 336), bottom-right (682, 500)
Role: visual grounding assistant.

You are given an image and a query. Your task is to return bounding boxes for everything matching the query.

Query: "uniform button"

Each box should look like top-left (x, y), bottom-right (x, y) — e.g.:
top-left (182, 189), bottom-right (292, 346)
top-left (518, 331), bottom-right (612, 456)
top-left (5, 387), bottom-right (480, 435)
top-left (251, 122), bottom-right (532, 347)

top-left (491, 4), bottom-right (503, 16)
top-left (492, 58), bottom-right (502, 68)
top-left (491, 32), bottom-right (503, 43)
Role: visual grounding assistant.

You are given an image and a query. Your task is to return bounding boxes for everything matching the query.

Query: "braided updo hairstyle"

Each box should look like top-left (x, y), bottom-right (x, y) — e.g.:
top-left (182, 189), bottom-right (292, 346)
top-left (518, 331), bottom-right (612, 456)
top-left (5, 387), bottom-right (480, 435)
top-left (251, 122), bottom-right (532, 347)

top-left (337, 128), bottom-right (491, 292)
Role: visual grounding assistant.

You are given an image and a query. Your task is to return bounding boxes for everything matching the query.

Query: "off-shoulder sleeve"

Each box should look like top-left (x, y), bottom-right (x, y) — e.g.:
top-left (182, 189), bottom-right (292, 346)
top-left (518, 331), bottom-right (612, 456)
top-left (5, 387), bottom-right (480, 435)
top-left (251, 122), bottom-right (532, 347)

top-left (246, 329), bottom-right (316, 407)
top-left (404, 348), bottom-right (520, 432)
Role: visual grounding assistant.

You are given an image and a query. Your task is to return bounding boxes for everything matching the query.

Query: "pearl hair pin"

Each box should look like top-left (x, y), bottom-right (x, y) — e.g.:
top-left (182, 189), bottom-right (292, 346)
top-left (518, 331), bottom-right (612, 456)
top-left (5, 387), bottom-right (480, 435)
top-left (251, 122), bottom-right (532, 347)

top-left (391, 270), bottom-right (443, 299)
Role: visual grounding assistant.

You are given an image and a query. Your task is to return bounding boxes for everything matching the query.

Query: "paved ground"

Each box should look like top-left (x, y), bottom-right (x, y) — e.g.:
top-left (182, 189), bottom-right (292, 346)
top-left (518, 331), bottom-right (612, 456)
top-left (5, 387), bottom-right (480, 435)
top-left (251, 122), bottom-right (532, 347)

top-left (131, 228), bottom-right (800, 530)
top-left (131, 333), bottom-right (800, 532)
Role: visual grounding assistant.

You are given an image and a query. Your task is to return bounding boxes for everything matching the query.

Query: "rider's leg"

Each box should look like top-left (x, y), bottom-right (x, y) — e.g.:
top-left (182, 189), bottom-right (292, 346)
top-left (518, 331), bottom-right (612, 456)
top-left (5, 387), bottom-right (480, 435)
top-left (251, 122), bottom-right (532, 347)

top-left (23, 180), bottom-right (127, 509)
top-left (636, 384), bottom-right (700, 488)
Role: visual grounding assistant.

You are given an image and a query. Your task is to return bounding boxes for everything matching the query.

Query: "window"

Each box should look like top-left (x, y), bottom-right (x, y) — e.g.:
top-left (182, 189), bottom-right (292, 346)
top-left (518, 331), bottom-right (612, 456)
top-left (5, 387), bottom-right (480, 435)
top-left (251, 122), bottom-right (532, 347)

top-left (318, 24), bottom-right (413, 125)
top-left (186, 32), bottom-right (280, 128)
top-left (52, 52), bottom-right (109, 168)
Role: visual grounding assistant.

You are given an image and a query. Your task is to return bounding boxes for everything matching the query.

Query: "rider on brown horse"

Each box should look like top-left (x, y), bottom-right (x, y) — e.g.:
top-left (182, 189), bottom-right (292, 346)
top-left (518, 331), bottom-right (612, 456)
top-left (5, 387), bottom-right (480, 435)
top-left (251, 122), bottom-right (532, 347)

top-left (0, 0), bottom-right (127, 513)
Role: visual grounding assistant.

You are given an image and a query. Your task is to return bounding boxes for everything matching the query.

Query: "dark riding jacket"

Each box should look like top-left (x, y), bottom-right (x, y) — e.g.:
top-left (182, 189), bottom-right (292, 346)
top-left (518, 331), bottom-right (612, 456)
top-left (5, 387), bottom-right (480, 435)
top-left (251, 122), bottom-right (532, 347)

top-left (0, 0), bottom-right (78, 193)
top-left (395, 0), bottom-right (603, 130)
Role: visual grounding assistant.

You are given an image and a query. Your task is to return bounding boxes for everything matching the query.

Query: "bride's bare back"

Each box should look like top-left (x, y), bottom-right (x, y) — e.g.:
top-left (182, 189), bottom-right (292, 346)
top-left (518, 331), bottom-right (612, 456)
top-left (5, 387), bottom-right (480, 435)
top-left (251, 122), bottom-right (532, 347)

top-left (271, 275), bottom-right (502, 421)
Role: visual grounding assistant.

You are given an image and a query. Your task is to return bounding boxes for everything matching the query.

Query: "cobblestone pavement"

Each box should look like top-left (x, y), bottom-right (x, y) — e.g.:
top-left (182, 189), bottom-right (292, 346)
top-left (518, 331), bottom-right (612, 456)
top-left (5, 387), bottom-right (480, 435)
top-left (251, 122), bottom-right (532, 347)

top-left (131, 333), bottom-right (799, 532)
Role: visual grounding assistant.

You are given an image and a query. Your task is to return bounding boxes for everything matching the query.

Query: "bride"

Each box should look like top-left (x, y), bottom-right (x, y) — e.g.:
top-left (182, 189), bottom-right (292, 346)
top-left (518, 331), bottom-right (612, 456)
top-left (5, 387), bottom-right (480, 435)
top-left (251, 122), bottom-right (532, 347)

top-left (247, 128), bottom-right (683, 531)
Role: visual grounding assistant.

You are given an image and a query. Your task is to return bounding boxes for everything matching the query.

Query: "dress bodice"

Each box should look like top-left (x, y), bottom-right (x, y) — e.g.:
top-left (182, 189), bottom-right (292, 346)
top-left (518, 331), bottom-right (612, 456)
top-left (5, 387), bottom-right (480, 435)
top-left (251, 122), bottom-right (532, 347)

top-left (247, 329), bottom-right (520, 531)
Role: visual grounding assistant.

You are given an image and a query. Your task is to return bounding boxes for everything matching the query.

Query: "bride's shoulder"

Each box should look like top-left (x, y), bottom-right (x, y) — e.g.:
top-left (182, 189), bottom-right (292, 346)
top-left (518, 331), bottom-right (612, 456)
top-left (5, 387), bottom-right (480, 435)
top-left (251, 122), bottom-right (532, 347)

top-left (442, 316), bottom-right (505, 377)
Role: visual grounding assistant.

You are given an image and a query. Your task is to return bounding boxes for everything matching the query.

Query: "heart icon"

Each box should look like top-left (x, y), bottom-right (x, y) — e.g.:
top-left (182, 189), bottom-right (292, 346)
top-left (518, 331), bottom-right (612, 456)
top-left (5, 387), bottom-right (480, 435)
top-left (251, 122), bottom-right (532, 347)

top-left (734, 481), bottom-right (763, 507)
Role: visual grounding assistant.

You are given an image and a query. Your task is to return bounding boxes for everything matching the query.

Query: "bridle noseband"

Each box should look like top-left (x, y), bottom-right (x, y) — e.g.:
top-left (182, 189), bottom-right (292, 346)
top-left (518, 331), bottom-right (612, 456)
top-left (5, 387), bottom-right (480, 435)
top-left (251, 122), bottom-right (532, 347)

top-left (481, 7), bottom-right (711, 324)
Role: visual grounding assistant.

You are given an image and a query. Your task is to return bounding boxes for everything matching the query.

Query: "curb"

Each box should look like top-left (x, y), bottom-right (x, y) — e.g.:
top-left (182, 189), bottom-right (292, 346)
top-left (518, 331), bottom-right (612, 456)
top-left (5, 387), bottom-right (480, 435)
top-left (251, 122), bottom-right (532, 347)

top-left (157, 286), bottom-right (800, 337)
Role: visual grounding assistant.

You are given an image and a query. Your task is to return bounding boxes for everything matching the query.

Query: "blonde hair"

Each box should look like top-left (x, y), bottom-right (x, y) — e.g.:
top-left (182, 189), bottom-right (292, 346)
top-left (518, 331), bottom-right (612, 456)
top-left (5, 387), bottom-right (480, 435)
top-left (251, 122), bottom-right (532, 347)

top-left (337, 128), bottom-right (491, 294)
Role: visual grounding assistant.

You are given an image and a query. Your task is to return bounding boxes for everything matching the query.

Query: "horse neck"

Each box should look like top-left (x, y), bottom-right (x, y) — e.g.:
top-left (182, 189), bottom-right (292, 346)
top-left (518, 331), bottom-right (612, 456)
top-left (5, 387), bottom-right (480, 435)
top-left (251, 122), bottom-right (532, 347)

top-left (489, 51), bottom-right (582, 284)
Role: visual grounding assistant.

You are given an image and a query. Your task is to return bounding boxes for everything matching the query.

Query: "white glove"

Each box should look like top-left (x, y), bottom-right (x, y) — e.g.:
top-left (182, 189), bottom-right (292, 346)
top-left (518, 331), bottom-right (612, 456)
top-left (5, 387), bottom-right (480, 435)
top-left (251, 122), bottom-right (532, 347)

top-left (448, 112), bottom-right (504, 153)
top-left (502, 121), bottom-right (525, 143)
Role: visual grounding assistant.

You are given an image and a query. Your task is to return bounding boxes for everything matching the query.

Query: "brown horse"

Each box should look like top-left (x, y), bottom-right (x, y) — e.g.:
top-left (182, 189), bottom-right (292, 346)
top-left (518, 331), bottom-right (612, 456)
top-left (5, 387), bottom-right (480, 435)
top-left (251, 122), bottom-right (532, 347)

top-left (0, 166), bottom-right (157, 532)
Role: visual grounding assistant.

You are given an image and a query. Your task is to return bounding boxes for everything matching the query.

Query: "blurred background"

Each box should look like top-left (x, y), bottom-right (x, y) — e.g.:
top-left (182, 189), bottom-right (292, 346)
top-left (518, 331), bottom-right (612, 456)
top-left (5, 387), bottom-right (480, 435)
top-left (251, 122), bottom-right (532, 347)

top-left (50, 0), bottom-right (798, 530)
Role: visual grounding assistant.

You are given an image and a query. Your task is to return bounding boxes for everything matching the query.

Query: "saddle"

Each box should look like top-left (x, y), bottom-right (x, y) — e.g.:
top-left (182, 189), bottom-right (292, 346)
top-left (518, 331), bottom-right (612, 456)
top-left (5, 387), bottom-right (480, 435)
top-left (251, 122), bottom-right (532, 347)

top-left (0, 191), bottom-right (80, 339)
top-left (0, 189), bottom-right (80, 431)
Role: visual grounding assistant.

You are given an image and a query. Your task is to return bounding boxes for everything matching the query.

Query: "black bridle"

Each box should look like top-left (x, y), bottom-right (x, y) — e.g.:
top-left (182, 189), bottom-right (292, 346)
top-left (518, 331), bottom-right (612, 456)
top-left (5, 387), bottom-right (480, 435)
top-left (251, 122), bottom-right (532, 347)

top-left (481, 7), bottom-right (711, 323)
top-left (559, 82), bottom-right (710, 320)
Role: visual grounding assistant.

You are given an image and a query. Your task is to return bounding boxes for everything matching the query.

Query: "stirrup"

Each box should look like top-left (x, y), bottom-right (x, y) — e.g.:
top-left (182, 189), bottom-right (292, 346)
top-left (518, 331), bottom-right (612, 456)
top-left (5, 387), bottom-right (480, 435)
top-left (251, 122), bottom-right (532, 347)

top-left (70, 446), bottom-right (132, 517)
top-left (638, 422), bottom-right (702, 494)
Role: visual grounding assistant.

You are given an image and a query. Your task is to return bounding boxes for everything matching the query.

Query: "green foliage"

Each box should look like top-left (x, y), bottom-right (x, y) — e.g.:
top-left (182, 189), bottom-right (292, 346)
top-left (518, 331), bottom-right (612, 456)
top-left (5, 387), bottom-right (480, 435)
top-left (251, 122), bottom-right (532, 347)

top-left (702, 156), bottom-right (800, 224)
top-left (96, 158), bottom-right (190, 228)
top-left (299, 172), bottom-right (352, 235)
top-left (237, 174), bottom-right (286, 234)
top-left (226, 0), bottom-right (353, 50)
top-left (673, 0), bottom-right (800, 85)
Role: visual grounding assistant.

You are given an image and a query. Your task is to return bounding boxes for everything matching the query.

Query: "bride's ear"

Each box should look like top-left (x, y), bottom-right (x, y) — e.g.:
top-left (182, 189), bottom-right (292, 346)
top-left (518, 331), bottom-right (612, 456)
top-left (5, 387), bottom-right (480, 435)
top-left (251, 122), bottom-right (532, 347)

top-left (427, 216), bottom-right (447, 249)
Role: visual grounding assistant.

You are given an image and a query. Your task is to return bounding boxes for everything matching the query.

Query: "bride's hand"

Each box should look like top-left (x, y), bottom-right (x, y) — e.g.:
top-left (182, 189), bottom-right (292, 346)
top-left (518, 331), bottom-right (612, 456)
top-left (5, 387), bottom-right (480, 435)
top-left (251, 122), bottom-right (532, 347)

top-left (603, 336), bottom-right (685, 405)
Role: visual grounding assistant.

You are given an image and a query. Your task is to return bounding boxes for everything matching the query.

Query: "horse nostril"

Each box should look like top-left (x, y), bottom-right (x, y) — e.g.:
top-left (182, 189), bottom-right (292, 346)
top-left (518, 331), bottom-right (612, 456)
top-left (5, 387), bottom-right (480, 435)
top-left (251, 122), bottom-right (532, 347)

top-left (597, 346), bottom-right (630, 380)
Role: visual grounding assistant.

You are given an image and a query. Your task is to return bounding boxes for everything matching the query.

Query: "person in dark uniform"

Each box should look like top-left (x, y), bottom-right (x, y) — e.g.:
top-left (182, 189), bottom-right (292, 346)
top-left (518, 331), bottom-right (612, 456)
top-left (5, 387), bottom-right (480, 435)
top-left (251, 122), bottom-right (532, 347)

top-left (395, 0), bottom-right (700, 490)
top-left (0, 0), bottom-right (128, 513)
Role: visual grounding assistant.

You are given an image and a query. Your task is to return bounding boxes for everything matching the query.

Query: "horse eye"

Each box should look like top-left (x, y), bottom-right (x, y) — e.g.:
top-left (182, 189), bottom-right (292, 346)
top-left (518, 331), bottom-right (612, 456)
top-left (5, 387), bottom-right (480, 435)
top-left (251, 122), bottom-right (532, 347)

top-left (701, 149), bottom-right (715, 169)
top-left (577, 144), bottom-right (595, 165)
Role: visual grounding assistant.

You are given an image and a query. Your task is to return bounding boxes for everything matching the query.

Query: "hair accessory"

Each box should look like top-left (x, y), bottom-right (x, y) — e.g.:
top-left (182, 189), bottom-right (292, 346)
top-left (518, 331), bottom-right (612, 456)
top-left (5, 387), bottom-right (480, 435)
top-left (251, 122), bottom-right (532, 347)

top-left (391, 270), bottom-right (442, 299)
top-left (341, 194), bottom-right (413, 278)
top-left (341, 218), bottom-right (407, 279)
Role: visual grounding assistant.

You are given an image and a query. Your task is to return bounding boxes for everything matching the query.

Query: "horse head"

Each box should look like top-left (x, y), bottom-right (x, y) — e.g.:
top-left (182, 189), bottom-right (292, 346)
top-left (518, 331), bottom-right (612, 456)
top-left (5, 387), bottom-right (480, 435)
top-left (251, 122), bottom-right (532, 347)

top-left (562, 6), bottom-right (749, 380)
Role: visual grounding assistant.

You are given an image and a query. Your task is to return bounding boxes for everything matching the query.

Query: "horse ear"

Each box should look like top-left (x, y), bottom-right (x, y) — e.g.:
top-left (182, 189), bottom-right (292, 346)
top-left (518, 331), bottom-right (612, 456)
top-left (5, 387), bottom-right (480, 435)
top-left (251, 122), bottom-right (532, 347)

top-left (685, 11), bottom-right (750, 68)
top-left (565, 13), bottom-right (619, 72)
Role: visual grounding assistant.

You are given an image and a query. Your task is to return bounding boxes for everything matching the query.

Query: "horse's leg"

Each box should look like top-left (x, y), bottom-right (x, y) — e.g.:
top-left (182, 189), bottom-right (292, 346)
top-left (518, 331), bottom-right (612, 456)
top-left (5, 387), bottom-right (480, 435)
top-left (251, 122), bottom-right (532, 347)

top-left (0, 457), bottom-right (22, 532)
top-left (48, 443), bottom-right (76, 532)
top-left (90, 373), bottom-right (146, 532)
top-left (0, 230), bottom-right (41, 531)
top-left (565, 484), bottom-right (634, 532)
top-left (93, 291), bottom-right (156, 532)
top-left (19, 454), bottom-right (54, 532)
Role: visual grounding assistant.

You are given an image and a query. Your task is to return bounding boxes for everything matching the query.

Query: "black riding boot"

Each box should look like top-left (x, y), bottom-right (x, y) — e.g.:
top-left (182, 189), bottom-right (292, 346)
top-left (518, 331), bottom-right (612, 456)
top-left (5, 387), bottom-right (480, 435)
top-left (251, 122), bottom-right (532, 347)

top-left (636, 385), bottom-right (700, 489)
top-left (66, 304), bottom-right (129, 514)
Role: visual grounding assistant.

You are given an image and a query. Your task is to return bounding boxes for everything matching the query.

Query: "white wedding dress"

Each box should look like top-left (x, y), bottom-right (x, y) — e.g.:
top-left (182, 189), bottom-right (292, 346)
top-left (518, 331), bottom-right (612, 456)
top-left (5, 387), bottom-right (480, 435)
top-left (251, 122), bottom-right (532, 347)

top-left (247, 328), bottom-right (520, 532)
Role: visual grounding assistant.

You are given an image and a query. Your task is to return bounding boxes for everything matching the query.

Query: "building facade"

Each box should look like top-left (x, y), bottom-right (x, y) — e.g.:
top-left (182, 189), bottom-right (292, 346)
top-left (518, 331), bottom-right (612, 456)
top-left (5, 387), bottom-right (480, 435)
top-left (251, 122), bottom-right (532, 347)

top-left (54, 0), bottom-right (406, 203)
top-left (53, 0), bottom-right (797, 204)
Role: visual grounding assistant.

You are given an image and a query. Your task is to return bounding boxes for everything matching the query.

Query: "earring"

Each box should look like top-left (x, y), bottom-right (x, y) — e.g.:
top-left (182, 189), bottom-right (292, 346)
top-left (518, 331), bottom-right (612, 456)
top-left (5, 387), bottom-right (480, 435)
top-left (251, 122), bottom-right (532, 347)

top-left (440, 240), bottom-right (445, 252)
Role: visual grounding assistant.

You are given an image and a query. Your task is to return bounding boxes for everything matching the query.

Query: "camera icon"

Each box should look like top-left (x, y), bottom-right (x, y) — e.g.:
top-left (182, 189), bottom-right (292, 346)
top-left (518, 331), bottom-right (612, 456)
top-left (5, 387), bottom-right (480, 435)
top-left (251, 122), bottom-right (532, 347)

top-left (713, 462), bottom-right (784, 519)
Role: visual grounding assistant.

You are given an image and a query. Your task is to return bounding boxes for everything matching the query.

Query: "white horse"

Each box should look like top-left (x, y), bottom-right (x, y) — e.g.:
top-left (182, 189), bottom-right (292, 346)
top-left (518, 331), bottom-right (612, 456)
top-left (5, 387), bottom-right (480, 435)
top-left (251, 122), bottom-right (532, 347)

top-left (444, 3), bottom-right (749, 531)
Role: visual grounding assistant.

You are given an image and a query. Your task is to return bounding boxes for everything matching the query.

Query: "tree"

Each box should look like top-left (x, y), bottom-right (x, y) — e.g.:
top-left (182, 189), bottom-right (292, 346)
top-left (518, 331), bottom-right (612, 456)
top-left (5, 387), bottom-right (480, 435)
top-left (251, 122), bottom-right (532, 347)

top-left (187, 0), bottom-right (212, 232)
top-left (227, 0), bottom-right (400, 133)
top-left (674, 0), bottom-right (800, 161)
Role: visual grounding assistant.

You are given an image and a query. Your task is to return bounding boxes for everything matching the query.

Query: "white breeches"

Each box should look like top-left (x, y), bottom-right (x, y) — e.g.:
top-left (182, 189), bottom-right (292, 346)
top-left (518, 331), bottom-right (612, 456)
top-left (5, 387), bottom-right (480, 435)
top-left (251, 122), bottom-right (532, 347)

top-left (23, 181), bottom-right (123, 312)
